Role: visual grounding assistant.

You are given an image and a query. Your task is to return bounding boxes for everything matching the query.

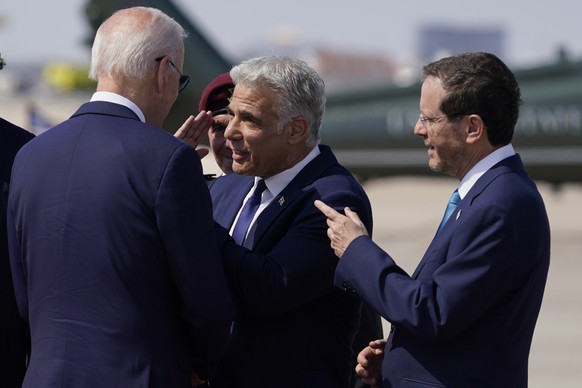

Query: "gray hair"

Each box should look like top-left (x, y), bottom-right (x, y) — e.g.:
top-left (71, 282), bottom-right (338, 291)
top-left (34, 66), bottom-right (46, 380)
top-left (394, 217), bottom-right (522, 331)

top-left (230, 56), bottom-right (326, 148)
top-left (89, 7), bottom-right (187, 81)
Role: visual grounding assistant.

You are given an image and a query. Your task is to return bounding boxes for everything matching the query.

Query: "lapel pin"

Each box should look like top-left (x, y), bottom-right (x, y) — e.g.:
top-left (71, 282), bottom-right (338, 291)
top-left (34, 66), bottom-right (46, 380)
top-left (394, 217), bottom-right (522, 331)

top-left (456, 209), bottom-right (462, 220)
top-left (278, 196), bottom-right (285, 206)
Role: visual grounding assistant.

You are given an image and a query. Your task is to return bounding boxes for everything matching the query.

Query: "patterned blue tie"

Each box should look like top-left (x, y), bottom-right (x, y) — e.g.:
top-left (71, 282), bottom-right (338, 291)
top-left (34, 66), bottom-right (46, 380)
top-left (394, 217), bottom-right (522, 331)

top-left (232, 179), bottom-right (267, 245)
top-left (436, 190), bottom-right (461, 235)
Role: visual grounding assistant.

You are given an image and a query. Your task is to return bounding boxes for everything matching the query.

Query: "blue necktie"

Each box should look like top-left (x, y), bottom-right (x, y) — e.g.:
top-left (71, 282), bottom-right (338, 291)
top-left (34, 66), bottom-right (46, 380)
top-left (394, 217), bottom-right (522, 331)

top-left (232, 179), bottom-right (267, 245)
top-left (436, 190), bottom-right (461, 235)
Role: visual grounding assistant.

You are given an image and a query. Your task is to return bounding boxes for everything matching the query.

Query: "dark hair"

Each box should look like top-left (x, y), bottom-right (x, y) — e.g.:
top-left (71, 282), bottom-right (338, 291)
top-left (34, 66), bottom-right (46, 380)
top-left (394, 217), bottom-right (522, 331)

top-left (422, 52), bottom-right (522, 145)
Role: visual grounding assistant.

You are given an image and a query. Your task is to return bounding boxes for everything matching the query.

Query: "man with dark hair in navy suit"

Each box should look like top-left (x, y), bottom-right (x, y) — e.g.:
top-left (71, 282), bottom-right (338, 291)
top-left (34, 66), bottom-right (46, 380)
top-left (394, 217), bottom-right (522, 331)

top-left (316, 52), bottom-right (550, 387)
top-left (7, 7), bottom-right (233, 387)
top-left (1, 51), bottom-right (34, 388)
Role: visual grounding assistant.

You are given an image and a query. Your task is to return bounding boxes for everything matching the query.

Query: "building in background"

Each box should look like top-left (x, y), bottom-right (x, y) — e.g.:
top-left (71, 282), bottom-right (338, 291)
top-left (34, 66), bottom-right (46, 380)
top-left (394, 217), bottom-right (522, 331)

top-left (418, 25), bottom-right (505, 63)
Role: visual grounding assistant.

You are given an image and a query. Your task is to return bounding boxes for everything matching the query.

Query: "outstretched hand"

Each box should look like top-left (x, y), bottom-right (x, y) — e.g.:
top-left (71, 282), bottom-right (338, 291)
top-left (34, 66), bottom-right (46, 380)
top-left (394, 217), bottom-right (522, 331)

top-left (174, 111), bottom-right (213, 159)
top-left (314, 199), bottom-right (368, 258)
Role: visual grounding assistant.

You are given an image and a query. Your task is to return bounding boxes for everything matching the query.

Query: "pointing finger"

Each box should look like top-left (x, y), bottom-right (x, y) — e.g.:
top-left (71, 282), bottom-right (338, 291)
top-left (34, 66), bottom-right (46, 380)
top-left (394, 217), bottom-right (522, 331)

top-left (314, 200), bottom-right (340, 219)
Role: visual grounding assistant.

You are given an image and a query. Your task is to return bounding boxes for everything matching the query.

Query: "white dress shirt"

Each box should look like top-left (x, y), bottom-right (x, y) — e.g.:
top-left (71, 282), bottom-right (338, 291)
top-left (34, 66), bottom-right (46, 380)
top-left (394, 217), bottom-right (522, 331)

top-left (229, 145), bottom-right (321, 239)
top-left (457, 144), bottom-right (516, 199)
top-left (90, 91), bottom-right (146, 123)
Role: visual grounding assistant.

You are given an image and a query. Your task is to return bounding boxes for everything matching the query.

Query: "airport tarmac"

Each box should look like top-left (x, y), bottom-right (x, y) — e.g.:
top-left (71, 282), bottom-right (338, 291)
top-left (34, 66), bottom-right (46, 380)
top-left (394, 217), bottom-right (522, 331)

top-left (2, 96), bottom-right (581, 386)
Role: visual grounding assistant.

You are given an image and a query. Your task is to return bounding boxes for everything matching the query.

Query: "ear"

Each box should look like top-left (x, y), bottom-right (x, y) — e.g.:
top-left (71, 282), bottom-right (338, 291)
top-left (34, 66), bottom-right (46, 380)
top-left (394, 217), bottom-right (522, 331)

top-left (286, 116), bottom-right (308, 145)
top-left (155, 58), bottom-right (169, 94)
top-left (465, 114), bottom-right (486, 145)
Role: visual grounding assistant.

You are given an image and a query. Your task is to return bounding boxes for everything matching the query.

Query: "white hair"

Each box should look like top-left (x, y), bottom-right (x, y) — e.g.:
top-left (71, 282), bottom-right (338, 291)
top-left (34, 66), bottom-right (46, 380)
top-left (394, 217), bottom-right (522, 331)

top-left (89, 7), bottom-right (187, 81)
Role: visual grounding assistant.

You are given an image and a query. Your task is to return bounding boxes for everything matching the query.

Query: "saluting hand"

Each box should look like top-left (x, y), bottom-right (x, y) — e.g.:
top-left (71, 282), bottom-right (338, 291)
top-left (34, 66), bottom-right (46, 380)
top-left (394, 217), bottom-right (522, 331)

top-left (314, 199), bottom-right (368, 258)
top-left (174, 111), bottom-right (213, 159)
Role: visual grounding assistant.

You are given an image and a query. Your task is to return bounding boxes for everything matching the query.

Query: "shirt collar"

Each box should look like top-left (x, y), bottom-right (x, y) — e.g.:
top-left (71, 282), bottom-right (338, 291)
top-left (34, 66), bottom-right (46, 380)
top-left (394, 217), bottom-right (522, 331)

top-left (458, 144), bottom-right (515, 198)
top-left (259, 145), bottom-right (321, 198)
top-left (90, 91), bottom-right (146, 123)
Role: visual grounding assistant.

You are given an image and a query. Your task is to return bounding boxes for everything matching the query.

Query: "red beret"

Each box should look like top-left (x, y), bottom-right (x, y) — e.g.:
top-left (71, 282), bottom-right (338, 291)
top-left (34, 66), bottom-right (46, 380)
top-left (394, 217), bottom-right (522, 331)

top-left (198, 72), bottom-right (234, 114)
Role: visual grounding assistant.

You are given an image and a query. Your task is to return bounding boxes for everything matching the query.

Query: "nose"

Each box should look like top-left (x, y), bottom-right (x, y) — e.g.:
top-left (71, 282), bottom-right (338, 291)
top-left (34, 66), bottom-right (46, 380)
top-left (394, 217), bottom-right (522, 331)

top-left (224, 117), bottom-right (237, 140)
top-left (224, 116), bottom-right (243, 149)
top-left (413, 118), bottom-right (426, 137)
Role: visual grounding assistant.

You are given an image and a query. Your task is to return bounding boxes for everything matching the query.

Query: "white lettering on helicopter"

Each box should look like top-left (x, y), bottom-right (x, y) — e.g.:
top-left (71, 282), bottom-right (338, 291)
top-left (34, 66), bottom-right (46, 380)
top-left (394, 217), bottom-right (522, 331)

top-left (381, 105), bottom-right (582, 137)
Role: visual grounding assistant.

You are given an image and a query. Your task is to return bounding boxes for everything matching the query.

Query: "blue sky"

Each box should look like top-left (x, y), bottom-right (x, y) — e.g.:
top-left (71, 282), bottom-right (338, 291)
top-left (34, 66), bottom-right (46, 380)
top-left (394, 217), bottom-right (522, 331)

top-left (1, 0), bottom-right (581, 68)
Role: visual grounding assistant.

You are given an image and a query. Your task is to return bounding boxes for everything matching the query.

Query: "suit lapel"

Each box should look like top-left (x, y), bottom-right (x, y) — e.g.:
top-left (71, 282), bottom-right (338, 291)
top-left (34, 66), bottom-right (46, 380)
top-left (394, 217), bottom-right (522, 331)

top-left (412, 154), bottom-right (525, 278)
top-left (245, 145), bottom-right (338, 249)
top-left (211, 174), bottom-right (254, 230)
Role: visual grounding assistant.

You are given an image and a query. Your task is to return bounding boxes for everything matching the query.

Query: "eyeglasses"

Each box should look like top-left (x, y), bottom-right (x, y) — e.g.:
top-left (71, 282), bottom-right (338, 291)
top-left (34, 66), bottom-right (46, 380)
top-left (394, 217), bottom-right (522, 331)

top-left (418, 114), bottom-right (463, 129)
top-left (155, 56), bottom-right (190, 93)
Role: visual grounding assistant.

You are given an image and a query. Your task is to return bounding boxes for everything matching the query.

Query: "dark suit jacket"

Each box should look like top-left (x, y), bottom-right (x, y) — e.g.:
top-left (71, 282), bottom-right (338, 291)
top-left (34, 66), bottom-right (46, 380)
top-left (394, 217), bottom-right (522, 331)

top-left (7, 101), bottom-right (234, 387)
top-left (336, 154), bottom-right (550, 387)
top-left (1, 117), bottom-right (34, 388)
top-left (210, 145), bottom-right (373, 388)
